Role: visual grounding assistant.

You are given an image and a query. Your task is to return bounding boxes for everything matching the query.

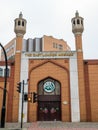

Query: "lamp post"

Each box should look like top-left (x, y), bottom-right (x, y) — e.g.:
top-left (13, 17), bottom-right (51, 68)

top-left (0, 43), bottom-right (8, 128)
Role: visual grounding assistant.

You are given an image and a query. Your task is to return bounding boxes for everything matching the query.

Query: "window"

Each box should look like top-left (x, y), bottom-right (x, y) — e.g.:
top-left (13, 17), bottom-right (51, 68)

top-left (22, 21), bottom-right (24, 26)
top-left (53, 43), bottom-right (55, 48)
top-left (55, 43), bottom-right (58, 48)
top-left (53, 43), bottom-right (57, 48)
top-left (4, 68), bottom-right (10, 77)
top-left (59, 44), bottom-right (63, 50)
top-left (0, 68), bottom-right (3, 77)
top-left (53, 43), bottom-right (63, 50)
top-left (18, 21), bottom-right (21, 26)
top-left (81, 20), bottom-right (83, 25)
top-left (77, 19), bottom-right (80, 24)
top-left (73, 20), bottom-right (75, 25)
top-left (38, 78), bottom-right (61, 95)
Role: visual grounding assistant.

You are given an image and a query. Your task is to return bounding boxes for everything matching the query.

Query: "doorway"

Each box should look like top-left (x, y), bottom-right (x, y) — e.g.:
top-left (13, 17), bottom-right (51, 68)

top-left (37, 77), bottom-right (61, 121)
top-left (38, 100), bottom-right (61, 121)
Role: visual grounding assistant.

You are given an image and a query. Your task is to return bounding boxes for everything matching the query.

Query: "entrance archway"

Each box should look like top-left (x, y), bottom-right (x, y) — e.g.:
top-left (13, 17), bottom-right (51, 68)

top-left (37, 77), bottom-right (61, 121)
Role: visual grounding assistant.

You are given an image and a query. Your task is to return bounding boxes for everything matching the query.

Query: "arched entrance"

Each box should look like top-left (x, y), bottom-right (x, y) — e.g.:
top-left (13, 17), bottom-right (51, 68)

top-left (37, 77), bottom-right (61, 121)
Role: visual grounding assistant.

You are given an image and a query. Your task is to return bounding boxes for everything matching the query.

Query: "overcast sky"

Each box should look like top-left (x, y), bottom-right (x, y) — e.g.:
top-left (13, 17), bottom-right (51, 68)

top-left (0, 0), bottom-right (98, 59)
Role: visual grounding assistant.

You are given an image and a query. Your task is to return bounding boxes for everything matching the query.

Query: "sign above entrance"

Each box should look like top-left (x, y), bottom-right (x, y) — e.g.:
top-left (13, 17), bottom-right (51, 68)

top-left (24, 51), bottom-right (75, 59)
top-left (44, 81), bottom-right (55, 93)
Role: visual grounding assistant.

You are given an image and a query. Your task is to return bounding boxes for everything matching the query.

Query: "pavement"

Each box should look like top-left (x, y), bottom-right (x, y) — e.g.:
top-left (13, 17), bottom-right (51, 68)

top-left (0, 121), bottom-right (98, 130)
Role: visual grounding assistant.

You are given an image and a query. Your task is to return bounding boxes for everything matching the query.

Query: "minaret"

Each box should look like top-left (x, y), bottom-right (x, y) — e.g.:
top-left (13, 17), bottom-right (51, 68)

top-left (71, 11), bottom-right (84, 51)
top-left (14, 12), bottom-right (27, 50)
top-left (71, 11), bottom-right (86, 121)
top-left (12, 12), bottom-right (27, 121)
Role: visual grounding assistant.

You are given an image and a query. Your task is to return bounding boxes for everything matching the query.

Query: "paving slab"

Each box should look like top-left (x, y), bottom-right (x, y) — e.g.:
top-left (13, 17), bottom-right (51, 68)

top-left (4, 122), bottom-right (98, 130)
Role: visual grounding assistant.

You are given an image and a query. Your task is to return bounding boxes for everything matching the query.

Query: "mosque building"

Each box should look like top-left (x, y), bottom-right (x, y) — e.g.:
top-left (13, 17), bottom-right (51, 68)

top-left (0, 11), bottom-right (98, 122)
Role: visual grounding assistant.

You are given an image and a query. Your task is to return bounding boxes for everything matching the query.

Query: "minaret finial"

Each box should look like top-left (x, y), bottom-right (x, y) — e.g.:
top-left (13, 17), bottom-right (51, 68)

top-left (75, 10), bottom-right (79, 17)
top-left (19, 12), bottom-right (23, 18)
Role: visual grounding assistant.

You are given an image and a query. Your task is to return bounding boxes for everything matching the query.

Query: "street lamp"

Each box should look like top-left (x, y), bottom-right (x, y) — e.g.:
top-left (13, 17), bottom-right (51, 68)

top-left (0, 43), bottom-right (8, 128)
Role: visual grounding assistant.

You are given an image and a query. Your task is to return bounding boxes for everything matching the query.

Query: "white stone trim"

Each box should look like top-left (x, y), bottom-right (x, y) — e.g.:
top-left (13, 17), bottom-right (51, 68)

top-left (16, 50), bottom-right (21, 53)
top-left (69, 53), bottom-right (80, 122)
top-left (18, 55), bottom-right (28, 122)
top-left (18, 51), bottom-right (80, 122)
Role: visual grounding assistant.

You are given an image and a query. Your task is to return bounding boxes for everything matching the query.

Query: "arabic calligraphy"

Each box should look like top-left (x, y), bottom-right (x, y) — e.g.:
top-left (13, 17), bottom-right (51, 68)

top-left (44, 81), bottom-right (55, 93)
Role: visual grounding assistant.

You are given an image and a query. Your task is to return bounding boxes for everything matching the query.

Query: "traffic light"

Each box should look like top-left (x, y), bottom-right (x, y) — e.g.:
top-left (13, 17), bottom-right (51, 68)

top-left (28, 97), bottom-right (32, 102)
top-left (24, 93), bottom-right (32, 102)
top-left (33, 92), bottom-right (38, 103)
top-left (17, 82), bottom-right (21, 93)
top-left (24, 93), bottom-right (28, 101)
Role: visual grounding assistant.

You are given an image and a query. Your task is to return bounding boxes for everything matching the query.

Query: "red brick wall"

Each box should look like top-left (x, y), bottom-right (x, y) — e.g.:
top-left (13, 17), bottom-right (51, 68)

top-left (6, 62), bottom-right (15, 122)
top-left (0, 61), bottom-right (14, 122)
top-left (75, 34), bottom-right (86, 121)
top-left (84, 60), bottom-right (98, 121)
top-left (12, 36), bottom-right (23, 122)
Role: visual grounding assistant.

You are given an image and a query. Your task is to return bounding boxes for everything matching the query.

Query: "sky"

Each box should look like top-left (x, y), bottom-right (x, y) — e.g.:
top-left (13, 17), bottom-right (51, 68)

top-left (0, 0), bottom-right (98, 59)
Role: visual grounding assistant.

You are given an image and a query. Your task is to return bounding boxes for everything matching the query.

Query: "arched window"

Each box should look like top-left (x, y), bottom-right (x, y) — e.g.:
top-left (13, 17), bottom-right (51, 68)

top-left (18, 21), bottom-right (21, 26)
top-left (73, 20), bottom-right (75, 25)
top-left (22, 21), bottom-right (24, 26)
top-left (81, 20), bottom-right (83, 25)
top-left (38, 78), bottom-right (61, 95)
top-left (77, 19), bottom-right (80, 24)
top-left (0, 68), bottom-right (3, 77)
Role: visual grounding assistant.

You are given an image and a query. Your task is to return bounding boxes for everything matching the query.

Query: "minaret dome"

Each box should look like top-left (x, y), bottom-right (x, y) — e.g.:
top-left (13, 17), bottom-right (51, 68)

top-left (71, 11), bottom-right (84, 35)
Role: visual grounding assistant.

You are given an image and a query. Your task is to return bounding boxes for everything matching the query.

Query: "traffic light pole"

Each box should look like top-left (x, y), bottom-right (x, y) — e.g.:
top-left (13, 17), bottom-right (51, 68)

top-left (21, 80), bottom-right (24, 128)
top-left (0, 43), bottom-right (8, 128)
